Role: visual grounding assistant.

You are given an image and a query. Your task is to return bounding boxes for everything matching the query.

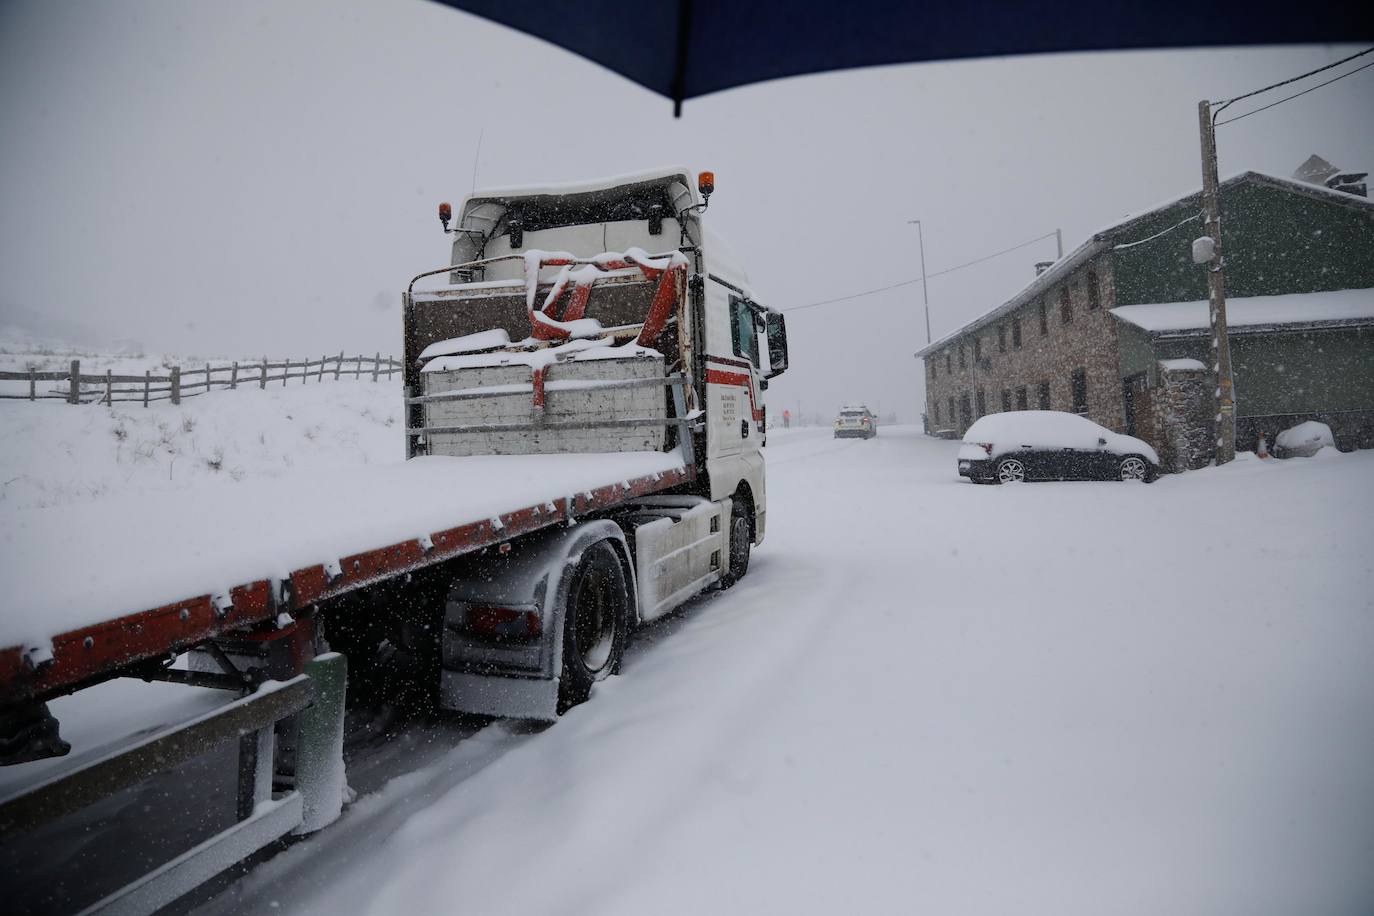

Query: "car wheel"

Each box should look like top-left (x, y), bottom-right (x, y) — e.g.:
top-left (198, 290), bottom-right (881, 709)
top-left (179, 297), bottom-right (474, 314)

top-left (1118, 455), bottom-right (1151, 482)
top-left (558, 540), bottom-right (630, 713)
top-left (995, 458), bottom-right (1026, 484)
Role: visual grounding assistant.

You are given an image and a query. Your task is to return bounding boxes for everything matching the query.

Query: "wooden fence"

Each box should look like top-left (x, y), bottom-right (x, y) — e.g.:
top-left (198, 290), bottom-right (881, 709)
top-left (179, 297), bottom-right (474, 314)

top-left (0, 353), bottom-right (401, 407)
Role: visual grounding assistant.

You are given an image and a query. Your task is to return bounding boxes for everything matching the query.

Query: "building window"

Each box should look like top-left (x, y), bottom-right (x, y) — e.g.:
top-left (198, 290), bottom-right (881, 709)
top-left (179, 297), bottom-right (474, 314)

top-left (950, 396), bottom-right (957, 425)
top-left (1038, 298), bottom-right (1048, 336)
top-left (958, 346), bottom-right (966, 370)
top-left (1087, 269), bottom-right (1101, 310)
top-left (934, 402), bottom-right (941, 423)
top-left (930, 360), bottom-right (936, 380)
top-left (1000, 389), bottom-right (1011, 412)
top-left (1016, 386), bottom-right (1028, 410)
top-left (959, 394), bottom-right (971, 428)
top-left (945, 352), bottom-right (952, 374)
top-left (1060, 286), bottom-right (1072, 324)
top-left (975, 389), bottom-right (986, 417)
top-left (1038, 381), bottom-right (1050, 409)
top-left (974, 337), bottom-right (983, 361)
top-left (1071, 368), bottom-right (1088, 414)
top-left (998, 324), bottom-right (1007, 353)
top-left (1012, 318), bottom-right (1022, 349)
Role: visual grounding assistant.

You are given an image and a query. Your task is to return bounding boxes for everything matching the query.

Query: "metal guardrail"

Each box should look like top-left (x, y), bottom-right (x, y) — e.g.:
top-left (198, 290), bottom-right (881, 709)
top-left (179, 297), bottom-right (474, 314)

top-left (0, 654), bottom-right (347, 916)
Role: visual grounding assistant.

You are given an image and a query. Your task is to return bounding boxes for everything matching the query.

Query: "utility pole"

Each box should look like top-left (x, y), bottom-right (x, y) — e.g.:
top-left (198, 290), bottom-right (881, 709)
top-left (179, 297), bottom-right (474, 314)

top-left (1198, 100), bottom-right (1237, 465)
top-left (907, 220), bottom-right (931, 345)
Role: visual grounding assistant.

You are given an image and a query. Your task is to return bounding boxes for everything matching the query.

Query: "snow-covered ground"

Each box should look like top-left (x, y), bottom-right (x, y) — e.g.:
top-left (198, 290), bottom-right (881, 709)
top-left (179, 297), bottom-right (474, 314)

top-left (197, 425), bottom-right (1372, 915)
top-left (4, 375), bottom-right (1372, 914)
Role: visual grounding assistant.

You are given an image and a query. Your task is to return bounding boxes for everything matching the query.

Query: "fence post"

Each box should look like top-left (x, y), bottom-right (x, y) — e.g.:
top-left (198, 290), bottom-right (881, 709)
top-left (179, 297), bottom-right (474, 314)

top-left (69, 360), bottom-right (80, 405)
top-left (319, 355), bottom-right (326, 383)
top-left (231, 361), bottom-right (238, 390)
top-left (144, 370), bottom-right (150, 408)
top-left (260, 357), bottom-right (268, 390)
top-left (334, 351), bottom-right (343, 380)
top-left (205, 363), bottom-right (211, 393)
top-left (284, 360), bottom-right (290, 388)
top-left (171, 366), bottom-right (181, 405)
top-left (105, 370), bottom-right (112, 405)
top-left (371, 352), bottom-right (380, 382)
top-left (29, 368), bottom-right (36, 401)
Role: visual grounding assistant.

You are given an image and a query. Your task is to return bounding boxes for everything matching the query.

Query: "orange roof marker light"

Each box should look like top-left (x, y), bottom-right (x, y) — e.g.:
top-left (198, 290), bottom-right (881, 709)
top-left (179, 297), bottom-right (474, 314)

top-left (697, 171), bottom-right (714, 202)
top-left (438, 201), bottom-right (452, 232)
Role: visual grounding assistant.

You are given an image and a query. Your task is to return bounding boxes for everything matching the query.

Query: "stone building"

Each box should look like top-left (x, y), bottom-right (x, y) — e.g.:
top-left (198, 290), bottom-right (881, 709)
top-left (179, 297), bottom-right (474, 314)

top-left (918, 170), bottom-right (1374, 468)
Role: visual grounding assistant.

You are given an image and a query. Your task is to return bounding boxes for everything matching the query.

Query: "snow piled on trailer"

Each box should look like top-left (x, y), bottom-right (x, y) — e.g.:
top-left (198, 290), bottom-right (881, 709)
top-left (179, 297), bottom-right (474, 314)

top-left (0, 374), bottom-right (683, 650)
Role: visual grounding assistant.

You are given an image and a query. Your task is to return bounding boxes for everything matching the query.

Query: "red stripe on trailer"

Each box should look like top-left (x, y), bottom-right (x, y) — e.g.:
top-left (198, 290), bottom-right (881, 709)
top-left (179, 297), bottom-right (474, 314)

top-left (0, 466), bottom-right (695, 706)
top-left (0, 580), bottom-right (277, 705)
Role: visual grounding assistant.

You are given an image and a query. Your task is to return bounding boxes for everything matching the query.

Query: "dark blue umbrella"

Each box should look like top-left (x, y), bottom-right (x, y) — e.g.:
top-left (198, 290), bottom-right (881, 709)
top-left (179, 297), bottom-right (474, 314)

top-left (434, 0), bottom-right (1371, 115)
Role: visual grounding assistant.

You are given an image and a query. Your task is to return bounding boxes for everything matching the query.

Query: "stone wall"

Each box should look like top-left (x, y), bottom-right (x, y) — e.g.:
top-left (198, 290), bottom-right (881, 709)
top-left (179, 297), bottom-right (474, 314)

top-left (1152, 364), bottom-right (1216, 471)
top-left (923, 254), bottom-right (1126, 436)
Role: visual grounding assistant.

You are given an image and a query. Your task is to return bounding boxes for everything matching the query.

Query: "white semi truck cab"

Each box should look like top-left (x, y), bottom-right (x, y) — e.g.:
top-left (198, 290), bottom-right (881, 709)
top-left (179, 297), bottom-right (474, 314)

top-left (400, 167), bottom-right (789, 718)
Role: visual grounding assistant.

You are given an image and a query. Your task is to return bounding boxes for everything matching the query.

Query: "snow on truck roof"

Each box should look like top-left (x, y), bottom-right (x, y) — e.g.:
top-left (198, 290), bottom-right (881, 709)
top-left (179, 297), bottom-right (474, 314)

top-left (463, 167), bottom-right (700, 210)
top-left (450, 167), bottom-right (757, 301)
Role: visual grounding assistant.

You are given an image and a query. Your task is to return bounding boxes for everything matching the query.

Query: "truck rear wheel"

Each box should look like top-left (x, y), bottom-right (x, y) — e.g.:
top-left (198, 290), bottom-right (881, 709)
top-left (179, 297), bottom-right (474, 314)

top-left (558, 540), bottom-right (630, 713)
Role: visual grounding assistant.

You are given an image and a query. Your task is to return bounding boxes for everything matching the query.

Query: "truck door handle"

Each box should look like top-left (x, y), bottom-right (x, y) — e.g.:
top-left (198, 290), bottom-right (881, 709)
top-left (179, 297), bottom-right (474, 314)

top-left (741, 420), bottom-right (749, 438)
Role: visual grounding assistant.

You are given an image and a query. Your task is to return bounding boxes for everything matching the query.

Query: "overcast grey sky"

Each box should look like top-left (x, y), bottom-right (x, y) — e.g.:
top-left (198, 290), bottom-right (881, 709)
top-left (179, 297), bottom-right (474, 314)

top-left (2, 1), bottom-right (1370, 421)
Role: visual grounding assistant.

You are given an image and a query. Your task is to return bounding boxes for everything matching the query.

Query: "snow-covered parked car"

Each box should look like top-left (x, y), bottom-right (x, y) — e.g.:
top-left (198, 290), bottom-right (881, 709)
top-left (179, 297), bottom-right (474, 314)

top-left (1273, 420), bottom-right (1335, 458)
top-left (834, 405), bottom-right (878, 439)
top-left (958, 411), bottom-right (1159, 483)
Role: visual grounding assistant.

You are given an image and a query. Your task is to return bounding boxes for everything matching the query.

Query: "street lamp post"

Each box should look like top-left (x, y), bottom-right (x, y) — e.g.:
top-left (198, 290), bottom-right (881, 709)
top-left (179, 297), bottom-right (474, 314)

top-left (907, 219), bottom-right (931, 345)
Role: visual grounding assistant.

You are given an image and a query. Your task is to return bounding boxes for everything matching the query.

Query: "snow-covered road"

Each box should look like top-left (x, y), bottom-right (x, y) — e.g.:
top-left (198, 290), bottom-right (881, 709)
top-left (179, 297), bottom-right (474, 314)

top-left (199, 425), bottom-right (1374, 915)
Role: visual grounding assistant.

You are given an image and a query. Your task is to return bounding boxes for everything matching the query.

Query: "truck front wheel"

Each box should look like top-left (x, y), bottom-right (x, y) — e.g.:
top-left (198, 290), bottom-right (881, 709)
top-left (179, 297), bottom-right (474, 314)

top-left (558, 540), bottom-right (630, 713)
top-left (721, 506), bottom-right (752, 589)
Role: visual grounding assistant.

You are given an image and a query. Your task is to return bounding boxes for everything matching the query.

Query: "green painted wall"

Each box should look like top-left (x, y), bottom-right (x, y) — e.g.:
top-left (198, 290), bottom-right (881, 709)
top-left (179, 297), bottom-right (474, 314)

top-left (1110, 181), bottom-right (1374, 307)
top-left (1149, 328), bottom-right (1374, 417)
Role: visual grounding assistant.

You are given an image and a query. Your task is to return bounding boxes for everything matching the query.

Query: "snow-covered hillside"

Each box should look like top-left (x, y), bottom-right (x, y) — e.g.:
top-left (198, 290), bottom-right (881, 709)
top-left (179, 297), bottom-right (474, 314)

top-left (0, 353), bottom-right (402, 510)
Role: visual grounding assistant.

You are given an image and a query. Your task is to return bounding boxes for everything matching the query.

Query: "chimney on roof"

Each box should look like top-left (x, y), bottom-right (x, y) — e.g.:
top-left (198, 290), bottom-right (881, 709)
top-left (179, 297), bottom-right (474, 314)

top-left (1034, 261), bottom-right (1054, 276)
top-left (1294, 154), bottom-right (1368, 198)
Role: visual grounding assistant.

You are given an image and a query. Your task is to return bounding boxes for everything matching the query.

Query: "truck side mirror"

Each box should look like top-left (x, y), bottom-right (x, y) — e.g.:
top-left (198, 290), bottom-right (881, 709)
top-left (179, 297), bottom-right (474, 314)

top-left (764, 311), bottom-right (789, 378)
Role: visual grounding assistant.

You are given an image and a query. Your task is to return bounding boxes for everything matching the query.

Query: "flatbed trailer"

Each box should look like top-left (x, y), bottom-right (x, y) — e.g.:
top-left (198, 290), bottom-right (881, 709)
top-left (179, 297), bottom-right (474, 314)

top-left (0, 457), bottom-right (693, 710)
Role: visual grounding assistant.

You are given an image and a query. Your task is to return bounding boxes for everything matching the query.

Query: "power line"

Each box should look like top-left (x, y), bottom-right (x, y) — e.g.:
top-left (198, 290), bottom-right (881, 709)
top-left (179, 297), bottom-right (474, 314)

top-left (784, 230), bottom-right (1058, 313)
top-left (1113, 210), bottom-right (1203, 250)
top-left (1212, 46), bottom-right (1374, 109)
top-left (1217, 59), bottom-right (1374, 127)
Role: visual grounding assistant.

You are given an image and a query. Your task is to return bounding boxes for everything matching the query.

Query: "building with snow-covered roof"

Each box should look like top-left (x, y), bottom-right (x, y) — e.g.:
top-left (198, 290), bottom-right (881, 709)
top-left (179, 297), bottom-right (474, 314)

top-left (917, 170), bottom-right (1374, 469)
